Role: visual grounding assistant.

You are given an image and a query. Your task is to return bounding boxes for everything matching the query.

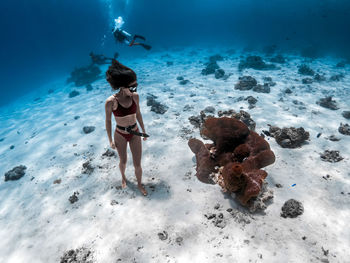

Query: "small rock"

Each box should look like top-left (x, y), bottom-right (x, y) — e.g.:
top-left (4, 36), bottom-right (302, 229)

top-left (53, 179), bottom-right (62, 184)
top-left (320, 150), bottom-right (343, 162)
top-left (83, 126), bottom-right (95, 134)
top-left (338, 123), bottom-right (350, 135)
top-left (342, 111), bottom-right (350, 119)
top-left (4, 165), bottom-right (27, 181)
top-left (317, 96), bottom-right (339, 110)
top-left (86, 84), bottom-right (93, 91)
top-left (69, 192), bottom-right (79, 204)
top-left (158, 231), bottom-right (168, 241)
top-left (298, 64), bottom-right (315, 76)
top-left (281, 199), bottom-right (304, 218)
top-left (69, 90), bottom-right (80, 98)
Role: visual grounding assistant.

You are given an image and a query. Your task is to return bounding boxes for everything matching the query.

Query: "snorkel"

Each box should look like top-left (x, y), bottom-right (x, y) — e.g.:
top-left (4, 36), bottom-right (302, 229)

top-left (113, 16), bottom-right (124, 32)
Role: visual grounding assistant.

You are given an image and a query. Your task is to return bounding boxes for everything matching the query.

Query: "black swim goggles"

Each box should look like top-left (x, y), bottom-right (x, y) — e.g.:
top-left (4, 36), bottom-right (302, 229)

top-left (127, 83), bottom-right (138, 93)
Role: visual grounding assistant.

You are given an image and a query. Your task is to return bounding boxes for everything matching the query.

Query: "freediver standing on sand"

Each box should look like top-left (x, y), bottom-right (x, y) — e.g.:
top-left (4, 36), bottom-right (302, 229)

top-left (105, 60), bottom-right (149, 196)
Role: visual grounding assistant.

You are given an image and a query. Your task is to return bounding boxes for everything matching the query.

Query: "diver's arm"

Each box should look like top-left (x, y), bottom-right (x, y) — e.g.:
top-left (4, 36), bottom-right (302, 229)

top-left (134, 93), bottom-right (146, 133)
top-left (105, 99), bottom-right (114, 144)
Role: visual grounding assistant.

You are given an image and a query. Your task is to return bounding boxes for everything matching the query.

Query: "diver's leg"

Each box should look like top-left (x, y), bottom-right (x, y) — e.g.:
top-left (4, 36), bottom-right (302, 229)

top-left (114, 130), bottom-right (128, 188)
top-left (129, 132), bottom-right (147, 196)
top-left (133, 35), bottom-right (146, 41)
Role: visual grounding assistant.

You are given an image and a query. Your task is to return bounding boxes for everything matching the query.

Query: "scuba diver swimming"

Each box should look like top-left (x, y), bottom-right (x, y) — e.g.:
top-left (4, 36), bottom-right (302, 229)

top-left (112, 16), bottom-right (152, 51)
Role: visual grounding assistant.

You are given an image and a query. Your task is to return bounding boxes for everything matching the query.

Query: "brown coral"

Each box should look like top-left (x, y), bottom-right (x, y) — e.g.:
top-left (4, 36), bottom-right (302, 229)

top-left (188, 116), bottom-right (275, 208)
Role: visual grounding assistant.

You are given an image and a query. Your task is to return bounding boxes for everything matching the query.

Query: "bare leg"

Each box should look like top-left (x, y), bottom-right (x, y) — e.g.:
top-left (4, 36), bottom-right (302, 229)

top-left (114, 130), bottom-right (128, 188)
top-left (129, 132), bottom-right (147, 196)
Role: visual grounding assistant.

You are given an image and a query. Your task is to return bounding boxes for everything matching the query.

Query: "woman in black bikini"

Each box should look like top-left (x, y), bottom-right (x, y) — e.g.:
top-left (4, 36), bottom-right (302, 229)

top-left (105, 60), bottom-right (149, 196)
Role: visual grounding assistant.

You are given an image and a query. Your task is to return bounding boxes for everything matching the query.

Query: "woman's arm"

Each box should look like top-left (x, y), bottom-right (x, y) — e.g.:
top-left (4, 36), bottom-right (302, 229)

top-left (105, 99), bottom-right (114, 144)
top-left (134, 93), bottom-right (146, 133)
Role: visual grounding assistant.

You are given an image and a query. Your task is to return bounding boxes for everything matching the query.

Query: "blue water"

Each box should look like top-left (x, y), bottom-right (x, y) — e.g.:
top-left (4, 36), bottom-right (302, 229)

top-left (1, 0), bottom-right (349, 107)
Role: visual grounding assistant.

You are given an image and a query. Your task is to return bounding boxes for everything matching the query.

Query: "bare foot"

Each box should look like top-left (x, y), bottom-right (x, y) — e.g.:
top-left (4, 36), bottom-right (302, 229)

top-left (138, 185), bottom-right (148, 196)
top-left (122, 177), bottom-right (127, 188)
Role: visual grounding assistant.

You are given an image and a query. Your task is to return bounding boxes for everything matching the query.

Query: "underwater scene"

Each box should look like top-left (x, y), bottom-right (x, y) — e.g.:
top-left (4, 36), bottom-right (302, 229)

top-left (0, 0), bottom-right (349, 262)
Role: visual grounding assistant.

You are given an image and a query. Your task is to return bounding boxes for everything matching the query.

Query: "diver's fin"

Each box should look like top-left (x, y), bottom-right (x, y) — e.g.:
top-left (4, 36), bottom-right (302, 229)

top-left (140, 44), bottom-right (152, 51)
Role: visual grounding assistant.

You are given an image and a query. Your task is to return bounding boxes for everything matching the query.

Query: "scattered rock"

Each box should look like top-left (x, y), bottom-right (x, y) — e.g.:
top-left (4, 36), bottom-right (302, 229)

top-left (203, 106), bottom-right (215, 114)
top-left (82, 161), bottom-right (94, 175)
top-left (4, 165), bottom-right (27, 181)
top-left (269, 126), bottom-right (310, 148)
top-left (179, 79), bottom-right (190, 85)
top-left (86, 84), bottom-right (93, 91)
top-left (252, 83), bottom-right (270, 93)
top-left (67, 64), bottom-right (101, 87)
top-left (83, 126), bottom-right (95, 134)
top-left (320, 150), bottom-right (343, 162)
top-left (329, 73), bottom-right (344, 81)
top-left (69, 90), bottom-right (80, 98)
top-left (338, 123), bottom-right (350, 135)
top-left (298, 64), bottom-right (315, 76)
top-left (342, 111), bottom-right (350, 119)
top-left (316, 96), bottom-right (339, 110)
top-left (284, 88), bottom-right (292, 94)
top-left (202, 61), bottom-right (220, 75)
top-left (146, 94), bottom-right (169, 114)
top-left (110, 200), bottom-right (118, 206)
top-left (69, 192), bottom-right (79, 204)
top-left (183, 104), bottom-right (194, 111)
top-left (263, 76), bottom-right (276, 86)
top-left (281, 199), bottom-right (304, 218)
top-left (234, 76), bottom-right (258, 90)
top-left (176, 76), bottom-right (184, 80)
top-left (209, 54), bottom-right (224, 62)
top-left (245, 96), bottom-right (257, 109)
top-left (158, 231), bottom-right (168, 241)
top-left (246, 182), bottom-right (274, 212)
top-left (275, 183), bottom-right (283, 188)
top-left (53, 179), bottom-right (62, 184)
top-left (215, 69), bottom-right (225, 79)
top-left (102, 149), bottom-right (115, 157)
top-left (175, 236), bottom-right (183, 245)
top-left (166, 61), bottom-right (173, 66)
top-left (188, 116), bottom-right (202, 128)
top-left (74, 116), bottom-right (80, 120)
top-left (302, 78), bottom-right (313, 84)
top-left (336, 61), bottom-right (346, 68)
top-left (314, 73), bottom-right (326, 82)
top-left (60, 247), bottom-right (93, 263)
top-left (270, 54), bottom-right (286, 64)
top-left (328, 135), bottom-right (340, 141)
top-left (48, 89), bottom-right (54, 94)
top-left (239, 56), bottom-right (277, 71)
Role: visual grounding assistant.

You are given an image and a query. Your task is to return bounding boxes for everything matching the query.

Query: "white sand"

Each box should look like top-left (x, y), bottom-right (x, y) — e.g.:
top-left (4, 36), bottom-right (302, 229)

top-left (0, 47), bottom-right (349, 263)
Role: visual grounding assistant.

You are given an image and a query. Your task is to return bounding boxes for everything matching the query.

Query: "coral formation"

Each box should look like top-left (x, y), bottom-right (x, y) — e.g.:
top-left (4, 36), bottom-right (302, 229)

top-left (188, 117), bottom-right (275, 210)
top-left (316, 96), bottom-right (339, 110)
top-left (4, 165), bottom-right (27, 181)
top-left (238, 56), bottom-right (277, 71)
top-left (67, 65), bottom-right (101, 87)
top-left (269, 126), bottom-right (310, 148)
top-left (281, 199), bottom-right (304, 218)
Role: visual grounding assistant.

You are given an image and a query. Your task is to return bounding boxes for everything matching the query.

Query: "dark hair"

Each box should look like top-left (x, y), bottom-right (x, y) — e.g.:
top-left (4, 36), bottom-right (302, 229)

top-left (106, 60), bottom-right (136, 90)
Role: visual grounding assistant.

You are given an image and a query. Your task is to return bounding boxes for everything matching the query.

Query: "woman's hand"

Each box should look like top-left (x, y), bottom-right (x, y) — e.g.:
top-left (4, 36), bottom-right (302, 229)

top-left (110, 141), bottom-right (116, 149)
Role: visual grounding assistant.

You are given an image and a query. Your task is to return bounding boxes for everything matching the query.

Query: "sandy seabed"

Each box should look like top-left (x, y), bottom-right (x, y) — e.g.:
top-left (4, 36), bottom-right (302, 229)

top-left (0, 46), bottom-right (349, 263)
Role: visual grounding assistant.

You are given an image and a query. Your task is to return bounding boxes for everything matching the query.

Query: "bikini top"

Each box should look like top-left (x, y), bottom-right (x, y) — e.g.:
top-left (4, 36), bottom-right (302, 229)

top-left (112, 95), bottom-right (137, 117)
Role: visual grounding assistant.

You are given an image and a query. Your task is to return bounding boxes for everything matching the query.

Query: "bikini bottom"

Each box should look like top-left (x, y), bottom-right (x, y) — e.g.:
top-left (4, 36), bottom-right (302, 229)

top-left (116, 128), bottom-right (139, 142)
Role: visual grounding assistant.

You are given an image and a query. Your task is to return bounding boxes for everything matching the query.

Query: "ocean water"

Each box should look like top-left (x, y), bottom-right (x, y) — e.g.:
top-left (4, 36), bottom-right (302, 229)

top-left (1, 1), bottom-right (350, 262)
top-left (1, 0), bottom-right (350, 106)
